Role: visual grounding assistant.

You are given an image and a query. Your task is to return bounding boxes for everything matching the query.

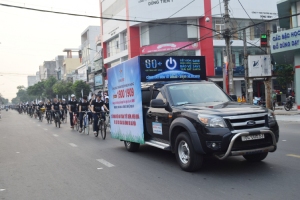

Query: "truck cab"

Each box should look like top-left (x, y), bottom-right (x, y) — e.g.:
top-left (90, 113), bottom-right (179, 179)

top-left (124, 81), bottom-right (279, 172)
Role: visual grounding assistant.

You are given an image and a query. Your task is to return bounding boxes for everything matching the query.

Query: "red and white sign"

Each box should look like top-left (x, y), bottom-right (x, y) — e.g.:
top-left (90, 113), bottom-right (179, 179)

top-left (140, 42), bottom-right (199, 55)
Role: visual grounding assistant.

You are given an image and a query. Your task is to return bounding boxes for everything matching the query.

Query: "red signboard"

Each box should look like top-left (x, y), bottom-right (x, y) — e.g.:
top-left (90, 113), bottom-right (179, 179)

top-left (140, 41), bottom-right (200, 54)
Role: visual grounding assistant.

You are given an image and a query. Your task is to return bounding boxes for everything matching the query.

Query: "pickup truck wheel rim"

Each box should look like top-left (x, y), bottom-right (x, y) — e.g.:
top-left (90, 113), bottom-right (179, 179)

top-left (125, 141), bottom-right (131, 148)
top-left (178, 141), bottom-right (190, 164)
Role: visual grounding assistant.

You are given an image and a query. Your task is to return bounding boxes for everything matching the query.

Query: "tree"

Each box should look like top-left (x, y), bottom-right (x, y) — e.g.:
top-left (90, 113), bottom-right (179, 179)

top-left (71, 80), bottom-right (91, 98)
top-left (15, 85), bottom-right (30, 103)
top-left (274, 64), bottom-right (294, 90)
top-left (27, 81), bottom-right (45, 98)
top-left (53, 80), bottom-right (73, 97)
top-left (43, 76), bottom-right (57, 99)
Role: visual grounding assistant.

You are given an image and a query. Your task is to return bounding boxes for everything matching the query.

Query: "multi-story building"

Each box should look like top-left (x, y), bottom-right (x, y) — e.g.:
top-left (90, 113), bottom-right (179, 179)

top-left (55, 55), bottom-right (65, 80)
top-left (62, 48), bottom-right (81, 81)
top-left (35, 71), bottom-right (40, 82)
top-left (27, 76), bottom-right (37, 87)
top-left (100, 0), bottom-right (278, 98)
top-left (39, 61), bottom-right (56, 80)
top-left (271, 0), bottom-right (300, 110)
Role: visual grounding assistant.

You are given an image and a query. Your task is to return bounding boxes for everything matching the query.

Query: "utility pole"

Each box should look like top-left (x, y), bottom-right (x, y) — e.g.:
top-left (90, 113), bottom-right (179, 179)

top-left (243, 29), bottom-right (253, 104)
top-left (223, 0), bottom-right (235, 95)
top-left (265, 28), bottom-right (272, 109)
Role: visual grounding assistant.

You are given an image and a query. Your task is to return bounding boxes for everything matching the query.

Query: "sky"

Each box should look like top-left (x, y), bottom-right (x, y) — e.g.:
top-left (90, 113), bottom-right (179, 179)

top-left (0, 0), bottom-right (100, 101)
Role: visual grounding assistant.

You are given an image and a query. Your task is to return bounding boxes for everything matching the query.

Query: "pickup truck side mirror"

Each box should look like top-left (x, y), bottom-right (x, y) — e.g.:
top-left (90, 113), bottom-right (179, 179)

top-left (150, 99), bottom-right (167, 108)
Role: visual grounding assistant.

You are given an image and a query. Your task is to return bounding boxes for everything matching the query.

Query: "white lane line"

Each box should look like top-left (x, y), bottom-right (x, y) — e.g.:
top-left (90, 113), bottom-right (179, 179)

top-left (37, 125), bottom-right (41, 127)
top-left (287, 154), bottom-right (300, 159)
top-left (0, 189), bottom-right (6, 192)
top-left (97, 168), bottom-right (103, 170)
top-left (282, 140), bottom-right (287, 142)
top-left (53, 134), bottom-right (59, 137)
top-left (69, 143), bottom-right (78, 147)
top-left (44, 128), bottom-right (48, 131)
top-left (97, 159), bottom-right (114, 168)
top-left (16, 152), bottom-right (20, 154)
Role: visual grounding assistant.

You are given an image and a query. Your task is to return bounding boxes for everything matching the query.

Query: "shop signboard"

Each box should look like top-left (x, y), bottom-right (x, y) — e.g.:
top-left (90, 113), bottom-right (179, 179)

top-left (139, 56), bottom-right (206, 82)
top-left (107, 56), bottom-right (144, 144)
top-left (248, 55), bottom-right (272, 77)
top-left (94, 74), bottom-right (103, 87)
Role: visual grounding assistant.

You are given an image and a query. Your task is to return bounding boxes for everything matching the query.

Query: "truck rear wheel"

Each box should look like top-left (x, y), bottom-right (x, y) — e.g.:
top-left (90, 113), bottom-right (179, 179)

top-left (124, 141), bottom-right (140, 152)
top-left (243, 152), bottom-right (268, 162)
top-left (175, 132), bottom-right (203, 172)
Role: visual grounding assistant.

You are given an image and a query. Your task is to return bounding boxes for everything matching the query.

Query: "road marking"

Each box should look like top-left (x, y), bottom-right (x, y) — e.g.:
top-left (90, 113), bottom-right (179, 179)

top-left (97, 168), bottom-right (103, 170)
top-left (287, 154), bottom-right (300, 159)
top-left (282, 140), bottom-right (287, 142)
top-left (97, 159), bottom-right (114, 168)
top-left (44, 128), bottom-right (48, 131)
top-left (16, 152), bottom-right (20, 154)
top-left (37, 125), bottom-right (40, 126)
top-left (69, 143), bottom-right (78, 147)
top-left (0, 189), bottom-right (6, 192)
top-left (53, 134), bottom-right (59, 137)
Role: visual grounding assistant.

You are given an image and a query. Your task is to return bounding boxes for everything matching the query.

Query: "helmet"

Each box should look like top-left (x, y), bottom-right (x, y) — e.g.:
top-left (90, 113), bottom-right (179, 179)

top-left (71, 94), bottom-right (75, 98)
top-left (105, 96), bottom-right (109, 99)
top-left (62, 99), bottom-right (65, 101)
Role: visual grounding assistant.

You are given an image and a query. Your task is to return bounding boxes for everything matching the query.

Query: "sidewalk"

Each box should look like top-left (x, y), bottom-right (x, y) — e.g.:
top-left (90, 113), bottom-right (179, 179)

top-left (274, 105), bottom-right (300, 116)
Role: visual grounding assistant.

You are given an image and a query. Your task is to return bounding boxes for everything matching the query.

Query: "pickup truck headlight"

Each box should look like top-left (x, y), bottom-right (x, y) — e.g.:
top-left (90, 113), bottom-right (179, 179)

top-left (198, 114), bottom-right (227, 128)
top-left (268, 110), bottom-right (276, 123)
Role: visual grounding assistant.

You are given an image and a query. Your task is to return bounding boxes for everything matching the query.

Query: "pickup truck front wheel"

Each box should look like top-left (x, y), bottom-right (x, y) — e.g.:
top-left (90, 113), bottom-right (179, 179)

top-left (243, 152), bottom-right (268, 162)
top-left (124, 141), bottom-right (140, 152)
top-left (175, 132), bottom-right (203, 172)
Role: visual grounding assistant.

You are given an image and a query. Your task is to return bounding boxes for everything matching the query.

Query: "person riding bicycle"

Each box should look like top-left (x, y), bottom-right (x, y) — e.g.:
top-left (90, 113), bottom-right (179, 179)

top-left (78, 96), bottom-right (89, 133)
top-left (36, 101), bottom-right (45, 120)
top-left (61, 99), bottom-right (68, 121)
top-left (45, 100), bottom-right (52, 121)
top-left (68, 94), bottom-right (78, 129)
top-left (52, 98), bottom-right (62, 121)
top-left (91, 93), bottom-right (109, 135)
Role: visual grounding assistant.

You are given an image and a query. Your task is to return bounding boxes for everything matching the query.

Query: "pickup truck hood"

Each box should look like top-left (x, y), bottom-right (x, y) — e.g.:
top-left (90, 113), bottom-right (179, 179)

top-left (176, 101), bottom-right (268, 116)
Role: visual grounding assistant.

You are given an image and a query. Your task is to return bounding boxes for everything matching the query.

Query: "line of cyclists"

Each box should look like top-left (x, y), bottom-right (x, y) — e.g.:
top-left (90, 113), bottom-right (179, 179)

top-left (15, 93), bottom-right (110, 137)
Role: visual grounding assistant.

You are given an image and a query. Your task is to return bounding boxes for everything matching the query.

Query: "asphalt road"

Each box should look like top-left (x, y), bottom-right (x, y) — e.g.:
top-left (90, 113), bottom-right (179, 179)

top-left (0, 110), bottom-right (300, 200)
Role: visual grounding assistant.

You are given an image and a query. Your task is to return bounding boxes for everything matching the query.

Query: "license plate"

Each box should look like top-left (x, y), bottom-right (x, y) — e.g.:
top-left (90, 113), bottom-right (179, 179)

top-left (241, 134), bottom-right (265, 141)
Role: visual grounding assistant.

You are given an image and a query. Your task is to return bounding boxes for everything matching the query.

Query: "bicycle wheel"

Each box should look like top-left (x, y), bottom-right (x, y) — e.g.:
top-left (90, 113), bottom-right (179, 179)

top-left (76, 119), bottom-right (80, 131)
top-left (100, 121), bottom-right (106, 140)
top-left (85, 117), bottom-right (90, 135)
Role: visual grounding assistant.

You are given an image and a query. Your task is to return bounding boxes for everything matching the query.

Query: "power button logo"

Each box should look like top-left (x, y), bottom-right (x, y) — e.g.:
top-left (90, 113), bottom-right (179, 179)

top-left (166, 57), bottom-right (177, 70)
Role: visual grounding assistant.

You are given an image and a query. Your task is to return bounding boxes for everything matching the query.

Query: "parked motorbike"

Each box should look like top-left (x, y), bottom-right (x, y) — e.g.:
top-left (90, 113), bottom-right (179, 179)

top-left (284, 96), bottom-right (294, 111)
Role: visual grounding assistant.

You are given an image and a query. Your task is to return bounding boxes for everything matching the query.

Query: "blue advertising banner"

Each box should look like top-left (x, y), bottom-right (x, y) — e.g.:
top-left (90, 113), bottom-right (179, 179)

top-left (107, 56), bottom-right (144, 144)
top-left (94, 74), bottom-right (103, 87)
top-left (139, 56), bottom-right (206, 82)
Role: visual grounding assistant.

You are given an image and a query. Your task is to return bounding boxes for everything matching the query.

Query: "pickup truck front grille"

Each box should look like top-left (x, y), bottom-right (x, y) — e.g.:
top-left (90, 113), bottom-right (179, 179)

top-left (223, 113), bottom-right (267, 131)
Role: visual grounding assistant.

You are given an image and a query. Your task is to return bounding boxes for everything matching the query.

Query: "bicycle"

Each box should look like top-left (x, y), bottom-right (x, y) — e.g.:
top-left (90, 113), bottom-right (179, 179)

top-left (81, 111), bottom-right (90, 135)
top-left (39, 108), bottom-right (45, 122)
top-left (53, 111), bottom-right (61, 128)
top-left (94, 112), bottom-right (107, 139)
top-left (46, 110), bottom-right (52, 124)
top-left (72, 112), bottom-right (79, 131)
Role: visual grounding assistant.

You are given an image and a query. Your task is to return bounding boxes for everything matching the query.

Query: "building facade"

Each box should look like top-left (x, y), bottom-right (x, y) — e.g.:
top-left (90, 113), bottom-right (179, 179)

top-left (62, 48), bottom-right (81, 81)
top-left (270, 0), bottom-right (300, 110)
top-left (100, 0), bottom-right (278, 98)
top-left (39, 61), bottom-right (56, 80)
top-left (27, 76), bottom-right (37, 87)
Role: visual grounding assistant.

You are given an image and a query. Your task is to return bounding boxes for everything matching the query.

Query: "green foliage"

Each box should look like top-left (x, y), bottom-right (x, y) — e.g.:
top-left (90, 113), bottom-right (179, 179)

top-left (0, 93), bottom-right (9, 104)
top-left (44, 76), bottom-right (57, 99)
top-left (71, 80), bottom-right (91, 98)
top-left (53, 80), bottom-right (73, 97)
top-left (274, 64), bottom-right (294, 89)
top-left (27, 81), bottom-right (45, 98)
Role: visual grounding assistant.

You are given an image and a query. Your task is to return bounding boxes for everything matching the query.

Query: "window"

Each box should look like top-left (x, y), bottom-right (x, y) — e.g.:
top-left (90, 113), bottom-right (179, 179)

top-left (214, 19), bottom-right (225, 40)
top-left (106, 37), bottom-right (120, 57)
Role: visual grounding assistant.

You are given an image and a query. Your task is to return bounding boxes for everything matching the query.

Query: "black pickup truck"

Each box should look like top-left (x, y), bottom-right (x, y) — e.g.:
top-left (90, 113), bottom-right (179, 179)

top-left (123, 81), bottom-right (279, 172)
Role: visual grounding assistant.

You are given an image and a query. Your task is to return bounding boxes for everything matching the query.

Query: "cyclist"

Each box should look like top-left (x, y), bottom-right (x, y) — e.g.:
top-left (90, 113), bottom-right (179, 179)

top-left (104, 96), bottom-right (109, 110)
top-left (91, 93), bottom-right (109, 135)
top-left (68, 94), bottom-right (78, 129)
top-left (61, 99), bottom-right (68, 121)
top-left (36, 101), bottom-right (44, 120)
top-left (52, 98), bottom-right (62, 121)
top-left (45, 100), bottom-right (52, 121)
top-left (78, 95), bottom-right (89, 133)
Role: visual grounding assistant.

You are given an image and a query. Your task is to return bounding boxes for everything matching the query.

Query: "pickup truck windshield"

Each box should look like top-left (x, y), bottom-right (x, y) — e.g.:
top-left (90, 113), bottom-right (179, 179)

top-left (167, 83), bottom-right (231, 106)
